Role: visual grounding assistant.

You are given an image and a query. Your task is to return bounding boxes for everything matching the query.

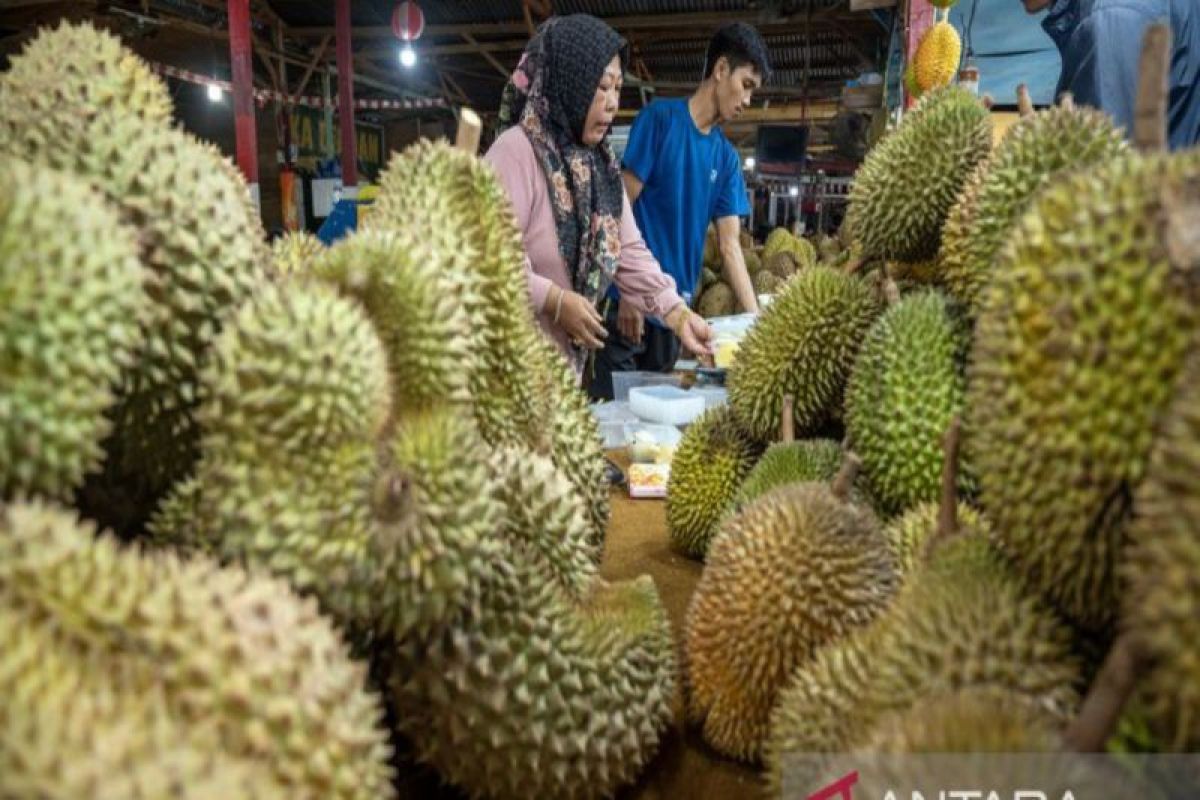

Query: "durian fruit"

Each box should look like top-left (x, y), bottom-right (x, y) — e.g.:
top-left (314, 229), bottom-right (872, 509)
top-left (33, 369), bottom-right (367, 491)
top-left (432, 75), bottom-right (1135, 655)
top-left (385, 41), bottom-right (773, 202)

top-left (0, 21), bottom-right (172, 129)
top-left (368, 140), bottom-right (610, 543)
top-left (739, 229), bottom-right (754, 249)
top-left (967, 150), bottom-right (1200, 631)
top-left (816, 233), bottom-right (841, 262)
top-left (743, 248), bottom-right (762, 274)
top-left (489, 444), bottom-right (599, 599)
top-left (1, 38), bottom-right (267, 501)
top-left (728, 266), bottom-right (881, 441)
top-left (1, 156), bottom-right (146, 500)
top-left (0, 501), bottom-right (396, 799)
top-left (765, 250), bottom-right (799, 279)
top-left (684, 458), bottom-right (897, 762)
top-left (752, 269), bottom-right (783, 295)
top-left (847, 86), bottom-right (991, 263)
top-left (269, 230), bottom-right (326, 278)
top-left (845, 290), bottom-right (971, 515)
top-left (152, 280), bottom-right (499, 641)
top-left (728, 438), bottom-right (843, 515)
top-left (792, 236), bottom-right (817, 269)
top-left (762, 227), bottom-right (794, 259)
top-left (914, 22), bottom-right (961, 93)
top-left (388, 555), bottom-right (675, 800)
top-left (2, 605), bottom-right (291, 799)
top-left (667, 406), bottom-right (764, 559)
top-left (765, 534), bottom-right (1081, 792)
top-left (697, 281), bottom-right (737, 317)
top-left (882, 499), bottom-right (990, 577)
top-left (939, 99), bottom-right (1127, 314)
top-left (885, 255), bottom-right (942, 286)
top-left (1123, 353), bottom-right (1200, 750)
top-left (700, 266), bottom-right (720, 290)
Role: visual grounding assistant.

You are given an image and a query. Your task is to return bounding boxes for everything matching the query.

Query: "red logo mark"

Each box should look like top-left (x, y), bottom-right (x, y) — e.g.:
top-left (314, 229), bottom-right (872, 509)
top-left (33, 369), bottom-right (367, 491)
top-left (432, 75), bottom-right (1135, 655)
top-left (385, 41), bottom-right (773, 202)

top-left (807, 771), bottom-right (859, 800)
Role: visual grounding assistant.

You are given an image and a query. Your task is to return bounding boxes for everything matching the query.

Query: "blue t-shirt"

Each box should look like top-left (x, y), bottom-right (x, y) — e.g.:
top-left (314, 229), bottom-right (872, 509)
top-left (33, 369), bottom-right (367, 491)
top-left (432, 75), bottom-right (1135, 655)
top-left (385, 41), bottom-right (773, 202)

top-left (611, 99), bottom-right (750, 318)
top-left (1042, 0), bottom-right (1199, 150)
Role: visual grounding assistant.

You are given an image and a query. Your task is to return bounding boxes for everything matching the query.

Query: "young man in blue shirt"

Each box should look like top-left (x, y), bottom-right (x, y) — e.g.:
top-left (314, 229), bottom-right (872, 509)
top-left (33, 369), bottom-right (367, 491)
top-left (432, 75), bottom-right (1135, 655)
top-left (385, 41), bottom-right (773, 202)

top-left (587, 23), bottom-right (770, 400)
top-left (1026, 0), bottom-right (1199, 150)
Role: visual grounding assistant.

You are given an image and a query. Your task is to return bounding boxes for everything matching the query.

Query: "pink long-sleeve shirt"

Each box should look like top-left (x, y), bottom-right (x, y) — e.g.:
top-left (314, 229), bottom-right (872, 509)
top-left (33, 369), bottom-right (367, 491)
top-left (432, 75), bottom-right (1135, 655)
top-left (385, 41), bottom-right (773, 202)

top-left (484, 126), bottom-right (684, 362)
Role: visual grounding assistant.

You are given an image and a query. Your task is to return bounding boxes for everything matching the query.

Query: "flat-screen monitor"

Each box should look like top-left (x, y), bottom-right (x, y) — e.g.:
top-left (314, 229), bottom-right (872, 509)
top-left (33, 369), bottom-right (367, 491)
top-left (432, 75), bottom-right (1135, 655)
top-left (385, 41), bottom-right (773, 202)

top-left (755, 125), bottom-right (809, 172)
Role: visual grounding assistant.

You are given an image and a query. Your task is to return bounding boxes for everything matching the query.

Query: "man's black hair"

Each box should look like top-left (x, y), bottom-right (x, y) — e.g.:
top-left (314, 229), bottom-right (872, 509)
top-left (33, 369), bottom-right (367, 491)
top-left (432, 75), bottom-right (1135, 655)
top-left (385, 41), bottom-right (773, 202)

top-left (703, 22), bottom-right (771, 81)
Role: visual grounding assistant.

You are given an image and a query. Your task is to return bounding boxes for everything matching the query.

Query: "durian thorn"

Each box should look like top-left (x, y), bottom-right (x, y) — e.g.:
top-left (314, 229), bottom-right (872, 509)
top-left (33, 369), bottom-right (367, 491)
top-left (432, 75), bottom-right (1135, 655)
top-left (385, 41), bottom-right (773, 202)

top-left (1133, 22), bottom-right (1171, 153)
top-left (1062, 633), bottom-right (1150, 752)
top-left (780, 395), bottom-right (795, 443)
top-left (936, 416), bottom-right (962, 540)
top-left (1058, 92), bottom-right (1075, 112)
top-left (1016, 84), bottom-right (1034, 118)
top-left (830, 453), bottom-right (861, 501)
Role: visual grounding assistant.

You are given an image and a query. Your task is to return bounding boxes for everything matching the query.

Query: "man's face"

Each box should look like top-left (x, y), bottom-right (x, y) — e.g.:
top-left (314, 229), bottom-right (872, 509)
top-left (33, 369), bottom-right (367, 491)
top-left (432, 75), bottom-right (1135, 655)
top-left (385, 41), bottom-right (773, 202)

top-left (1022, 0), bottom-right (1054, 13)
top-left (715, 60), bottom-right (763, 123)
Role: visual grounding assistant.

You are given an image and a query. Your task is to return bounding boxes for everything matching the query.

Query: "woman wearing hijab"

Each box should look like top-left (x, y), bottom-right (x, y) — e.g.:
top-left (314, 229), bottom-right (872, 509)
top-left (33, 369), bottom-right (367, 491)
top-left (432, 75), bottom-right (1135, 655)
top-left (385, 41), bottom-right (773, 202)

top-left (485, 14), bottom-right (713, 377)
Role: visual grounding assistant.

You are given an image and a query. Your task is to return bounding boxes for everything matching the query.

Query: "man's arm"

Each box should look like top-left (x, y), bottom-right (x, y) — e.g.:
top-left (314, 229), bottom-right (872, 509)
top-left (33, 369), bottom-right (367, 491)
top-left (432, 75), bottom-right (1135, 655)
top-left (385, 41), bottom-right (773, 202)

top-left (715, 216), bottom-right (758, 314)
top-left (622, 170), bottom-right (644, 205)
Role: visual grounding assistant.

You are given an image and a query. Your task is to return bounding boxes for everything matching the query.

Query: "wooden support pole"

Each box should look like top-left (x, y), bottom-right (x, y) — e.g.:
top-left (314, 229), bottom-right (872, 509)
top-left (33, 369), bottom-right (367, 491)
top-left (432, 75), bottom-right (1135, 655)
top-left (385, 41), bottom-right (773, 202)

top-left (292, 35), bottom-right (331, 102)
top-left (227, 0), bottom-right (259, 204)
top-left (335, 0), bottom-right (358, 191)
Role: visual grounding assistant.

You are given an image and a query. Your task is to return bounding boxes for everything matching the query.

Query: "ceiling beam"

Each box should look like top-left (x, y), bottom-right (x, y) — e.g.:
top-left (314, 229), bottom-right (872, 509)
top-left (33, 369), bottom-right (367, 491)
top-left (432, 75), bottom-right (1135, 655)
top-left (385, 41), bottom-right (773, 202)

top-left (287, 8), bottom-right (874, 40)
top-left (461, 33), bottom-right (512, 79)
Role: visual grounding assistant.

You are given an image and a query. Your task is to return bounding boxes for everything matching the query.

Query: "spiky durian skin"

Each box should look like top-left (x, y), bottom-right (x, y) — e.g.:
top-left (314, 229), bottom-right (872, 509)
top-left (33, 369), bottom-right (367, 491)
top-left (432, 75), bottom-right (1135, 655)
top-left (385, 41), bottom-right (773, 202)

top-left (743, 249), bottom-right (762, 274)
top-left (967, 151), bottom-right (1200, 631)
top-left (728, 439), bottom-right (843, 514)
top-left (152, 281), bottom-right (499, 641)
top-left (368, 140), bottom-right (610, 543)
top-left (0, 501), bottom-right (396, 799)
top-left (2, 607), bottom-right (292, 799)
top-left (847, 86), bottom-right (991, 262)
top-left (903, 62), bottom-right (923, 99)
top-left (0, 105), bottom-right (267, 497)
top-left (914, 22), bottom-right (961, 92)
top-left (269, 230), bottom-right (326, 279)
top-left (882, 501), bottom-right (990, 577)
top-left (389, 563), bottom-right (675, 800)
top-left (697, 281), bottom-right (736, 317)
top-left (752, 269), bottom-right (783, 295)
top-left (316, 228), bottom-right (477, 415)
top-left (939, 104), bottom-right (1127, 314)
top-left (666, 406), bottom-right (764, 559)
top-left (845, 290), bottom-right (971, 515)
top-left (763, 228), bottom-right (794, 259)
top-left (0, 156), bottom-right (145, 500)
top-left (1124, 355), bottom-right (1200, 751)
top-left (765, 250), bottom-right (799, 279)
top-left (728, 266), bottom-right (882, 441)
top-left (489, 444), bottom-right (599, 599)
top-left (0, 21), bottom-right (172, 128)
top-left (684, 482), bottom-right (895, 762)
top-left (765, 535), bottom-right (1080, 794)
top-left (700, 266), bottom-right (720, 290)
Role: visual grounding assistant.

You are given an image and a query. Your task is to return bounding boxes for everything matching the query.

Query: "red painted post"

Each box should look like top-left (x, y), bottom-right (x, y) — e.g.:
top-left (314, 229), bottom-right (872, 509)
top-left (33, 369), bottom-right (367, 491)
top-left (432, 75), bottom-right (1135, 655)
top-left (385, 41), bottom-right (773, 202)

top-left (335, 0), bottom-right (358, 193)
top-left (905, 0), bottom-right (936, 109)
top-left (227, 0), bottom-right (259, 204)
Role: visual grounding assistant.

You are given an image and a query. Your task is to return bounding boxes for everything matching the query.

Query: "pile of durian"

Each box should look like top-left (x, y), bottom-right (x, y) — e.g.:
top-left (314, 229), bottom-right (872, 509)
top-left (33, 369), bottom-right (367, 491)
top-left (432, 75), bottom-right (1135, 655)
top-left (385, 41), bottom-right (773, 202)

top-left (693, 225), bottom-right (819, 316)
top-left (1, 22), bottom-right (675, 800)
top-left (667, 26), bottom-right (1200, 793)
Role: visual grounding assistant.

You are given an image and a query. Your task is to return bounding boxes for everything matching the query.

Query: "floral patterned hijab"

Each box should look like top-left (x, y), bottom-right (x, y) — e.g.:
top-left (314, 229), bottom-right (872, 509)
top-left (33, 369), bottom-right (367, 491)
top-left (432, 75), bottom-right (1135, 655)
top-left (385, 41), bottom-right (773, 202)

top-left (499, 15), bottom-right (629, 309)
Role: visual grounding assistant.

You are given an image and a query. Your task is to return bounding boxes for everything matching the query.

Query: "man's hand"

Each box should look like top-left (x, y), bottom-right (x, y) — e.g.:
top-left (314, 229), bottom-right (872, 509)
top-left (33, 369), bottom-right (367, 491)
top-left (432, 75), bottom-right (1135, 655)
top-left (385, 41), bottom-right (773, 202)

top-left (666, 304), bottom-right (714, 366)
top-left (555, 288), bottom-right (608, 349)
top-left (616, 297), bottom-right (645, 343)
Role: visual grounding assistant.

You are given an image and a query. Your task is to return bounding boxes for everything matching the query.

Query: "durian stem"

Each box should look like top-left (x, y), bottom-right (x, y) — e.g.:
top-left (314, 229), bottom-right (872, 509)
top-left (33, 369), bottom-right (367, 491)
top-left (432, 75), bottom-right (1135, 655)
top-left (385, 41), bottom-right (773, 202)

top-left (1162, 179), bottom-right (1200, 283)
top-left (845, 256), bottom-right (865, 275)
top-left (455, 107), bottom-right (483, 154)
top-left (780, 394), bottom-right (796, 443)
top-left (831, 453), bottom-right (862, 501)
top-left (1134, 23), bottom-right (1170, 153)
top-left (1016, 84), bottom-right (1034, 118)
top-left (1062, 634), bottom-right (1147, 752)
top-left (883, 277), bottom-right (901, 306)
top-left (1059, 93), bottom-right (1075, 112)
top-left (936, 416), bottom-right (962, 539)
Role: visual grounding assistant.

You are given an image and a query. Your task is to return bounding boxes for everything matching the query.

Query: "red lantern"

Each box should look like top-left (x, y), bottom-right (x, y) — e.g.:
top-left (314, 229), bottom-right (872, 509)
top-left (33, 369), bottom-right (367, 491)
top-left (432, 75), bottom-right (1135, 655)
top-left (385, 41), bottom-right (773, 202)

top-left (391, 2), bottom-right (425, 42)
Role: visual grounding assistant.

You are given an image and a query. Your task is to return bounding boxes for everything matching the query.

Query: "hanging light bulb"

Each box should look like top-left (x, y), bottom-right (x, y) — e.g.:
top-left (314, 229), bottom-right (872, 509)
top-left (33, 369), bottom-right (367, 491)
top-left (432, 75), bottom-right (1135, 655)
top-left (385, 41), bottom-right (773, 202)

top-left (207, 83), bottom-right (223, 102)
top-left (744, 156), bottom-right (756, 170)
top-left (399, 43), bottom-right (417, 68)
top-left (788, 184), bottom-right (800, 197)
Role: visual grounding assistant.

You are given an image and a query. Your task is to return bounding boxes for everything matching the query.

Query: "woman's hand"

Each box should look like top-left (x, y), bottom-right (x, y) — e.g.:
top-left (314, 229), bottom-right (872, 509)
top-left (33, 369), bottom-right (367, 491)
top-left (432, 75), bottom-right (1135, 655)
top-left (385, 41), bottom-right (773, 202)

top-left (665, 305), bottom-right (714, 366)
top-left (617, 297), bottom-right (644, 343)
top-left (545, 285), bottom-right (608, 349)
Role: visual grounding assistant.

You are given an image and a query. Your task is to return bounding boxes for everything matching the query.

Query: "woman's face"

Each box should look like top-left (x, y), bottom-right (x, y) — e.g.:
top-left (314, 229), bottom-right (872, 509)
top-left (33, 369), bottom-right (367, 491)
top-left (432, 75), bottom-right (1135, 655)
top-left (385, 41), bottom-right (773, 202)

top-left (582, 55), bottom-right (622, 146)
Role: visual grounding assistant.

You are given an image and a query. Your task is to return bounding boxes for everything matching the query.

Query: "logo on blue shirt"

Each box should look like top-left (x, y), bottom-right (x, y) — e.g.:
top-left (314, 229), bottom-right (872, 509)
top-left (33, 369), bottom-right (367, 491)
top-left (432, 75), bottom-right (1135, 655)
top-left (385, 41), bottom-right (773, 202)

top-left (710, 169), bottom-right (718, 183)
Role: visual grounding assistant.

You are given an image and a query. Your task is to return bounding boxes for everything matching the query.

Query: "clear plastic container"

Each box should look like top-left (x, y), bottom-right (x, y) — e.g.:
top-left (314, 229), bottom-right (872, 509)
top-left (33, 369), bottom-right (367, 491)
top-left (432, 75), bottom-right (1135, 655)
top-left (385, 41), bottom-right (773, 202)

top-left (589, 401), bottom-right (641, 449)
top-left (610, 371), bottom-right (682, 402)
top-left (629, 385), bottom-right (707, 426)
top-left (623, 422), bottom-right (683, 463)
top-left (688, 385), bottom-right (728, 410)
